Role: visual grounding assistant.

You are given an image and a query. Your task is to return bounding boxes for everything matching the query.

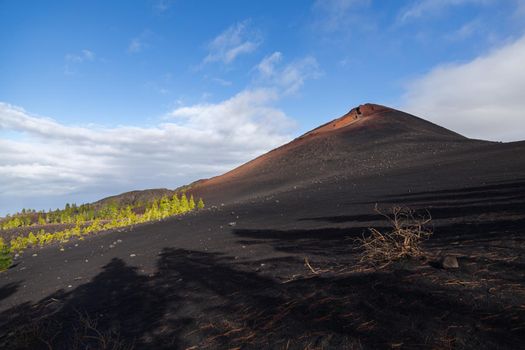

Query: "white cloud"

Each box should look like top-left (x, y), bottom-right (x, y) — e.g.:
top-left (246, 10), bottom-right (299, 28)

top-left (128, 31), bottom-right (152, 54)
top-left (153, 0), bottom-right (173, 13)
top-left (65, 49), bottom-right (95, 63)
top-left (445, 19), bottom-right (482, 41)
top-left (203, 20), bottom-right (261, 65)
top-left (64, 49), bottom-right (96, 75)
top-left (257, 52), bottom-right (282, 77)
top-left (212, 77), bottom-right (233, 86)
top-left (403, 34), bottom-right (525, 142)
top-left (128, 38), bottom-right (143, 53)
top-left (0, 92), bottom-right (294, 211)
top-left (398, 0), bottom-right (492, 23)
top-left (512, 0), bottom-right (525, 21)
top-left (312, 0), bottom-right (370, 32)
top-left (256, 52), bottom-right (321, 95)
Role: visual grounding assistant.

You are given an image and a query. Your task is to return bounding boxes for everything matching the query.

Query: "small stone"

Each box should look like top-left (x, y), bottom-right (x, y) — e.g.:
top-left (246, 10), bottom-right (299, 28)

top-left (32, 253), bottom-right (38, 257)
top-left (85, 259), bottom-right (89, 263)
top-left (440, 255), bottom-right (459, 269)
top-left (109, 244), bottom-right (115, 248)
top-left (130, 254), bottom-right (136, 257)
top-left (67, 285), bottom-right (73, 288)
top-left (117, 239), bottom-right (122, 243)
top-left (228, 222), bottom-right (237, 227)
top-left (59, 247), bottom-right (65, 252)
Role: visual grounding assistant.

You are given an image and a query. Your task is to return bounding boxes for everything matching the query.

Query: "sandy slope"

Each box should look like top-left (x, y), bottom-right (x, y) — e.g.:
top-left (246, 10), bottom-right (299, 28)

top-left (1, 104), bottom-right (524, 349)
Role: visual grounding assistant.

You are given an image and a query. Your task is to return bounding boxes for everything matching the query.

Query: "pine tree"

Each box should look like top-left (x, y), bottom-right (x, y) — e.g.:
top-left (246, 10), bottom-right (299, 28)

top-left (0, 237), bottom-right (12, 271)
top-left (171, 194), bottom-right (180, 214)
top-left (180, 193), bottom-right (189, 213)
top-left (160, 196), bottom-right (171, 217)
top-left (28, 232), bottom-right (38, 246)
top-left (147, 200), bottom-right (161, 220)
top-left (189, 195), bottom-right (196, 210)
top-left (197, 198), bottom-right (205, 210)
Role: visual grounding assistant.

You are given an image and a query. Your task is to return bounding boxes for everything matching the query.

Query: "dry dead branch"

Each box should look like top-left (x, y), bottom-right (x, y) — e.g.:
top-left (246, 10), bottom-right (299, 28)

top-left (357, 205), bottom-right (432, 268)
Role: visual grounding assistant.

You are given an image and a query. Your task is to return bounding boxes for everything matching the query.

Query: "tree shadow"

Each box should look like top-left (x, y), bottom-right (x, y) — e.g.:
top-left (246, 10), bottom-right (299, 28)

top-left (0, 258), bottom-right (174, 349)
top-left (374, 180), bottom-right (525, 221)
top-left (294, 181), bottom-right (525, 247)
top-left (0, 282), bottom-right (20, 303)
top-left (1, 246), bottom-right (524, 349)
top-left (233, 227), bottom-right (374, 258)
top-left (298, 213), bottom-right (383, 224)
top-left (149, 248), bottom-right (525, 349)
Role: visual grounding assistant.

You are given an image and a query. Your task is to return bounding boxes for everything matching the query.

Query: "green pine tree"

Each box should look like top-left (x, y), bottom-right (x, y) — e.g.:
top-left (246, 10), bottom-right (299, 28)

top-left (197, 198), bottom-right (205, 210)
top-left (37, 215), bottom-right (46, 225)
top-left (0, 238), bottom-right (12, 271)
top-left (160, 196), bottom-right (171, 217)
top-left (180, 193), bottom-right (189, 213)
top-left (171, 194), bottom-right (180, 214)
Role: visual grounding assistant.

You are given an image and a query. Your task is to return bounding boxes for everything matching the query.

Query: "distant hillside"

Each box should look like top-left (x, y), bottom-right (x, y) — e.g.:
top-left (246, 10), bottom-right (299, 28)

top-left (93, 188), bottom-right (176, 208)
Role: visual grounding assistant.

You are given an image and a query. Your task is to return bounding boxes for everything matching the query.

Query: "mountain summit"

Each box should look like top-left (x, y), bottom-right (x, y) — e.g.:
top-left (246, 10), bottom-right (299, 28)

top-left (302, 103), bottom-right (464, 140)
top-left (191, 104), bottom-right (479, 204)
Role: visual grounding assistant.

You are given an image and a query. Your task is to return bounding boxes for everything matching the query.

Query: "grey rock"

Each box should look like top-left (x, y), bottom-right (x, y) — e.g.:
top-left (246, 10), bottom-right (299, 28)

top-left (440, 255), bottom-right (459, 269)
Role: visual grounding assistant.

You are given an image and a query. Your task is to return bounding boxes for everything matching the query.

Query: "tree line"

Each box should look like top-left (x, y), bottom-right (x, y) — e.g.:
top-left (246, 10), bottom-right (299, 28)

top-left (1, 193), bottom-right (204, 230)
top-left (0, 193), bottom-right (205, 256)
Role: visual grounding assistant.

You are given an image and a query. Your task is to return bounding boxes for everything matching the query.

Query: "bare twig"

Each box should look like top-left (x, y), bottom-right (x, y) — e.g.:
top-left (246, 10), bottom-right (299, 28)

top-left (357, 205), bottom-right (433, 268)
top-left (304, 257), bottom-right (319, 274)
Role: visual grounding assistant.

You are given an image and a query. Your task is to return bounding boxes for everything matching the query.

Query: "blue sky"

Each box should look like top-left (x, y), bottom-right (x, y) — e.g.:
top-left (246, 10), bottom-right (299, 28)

top-left (1, 0), bottom-right (525, 214)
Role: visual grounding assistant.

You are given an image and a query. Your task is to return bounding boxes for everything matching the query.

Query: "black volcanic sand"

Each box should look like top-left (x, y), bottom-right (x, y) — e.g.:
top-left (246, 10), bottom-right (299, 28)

top-left (1, 106), bottom-right (525, 349)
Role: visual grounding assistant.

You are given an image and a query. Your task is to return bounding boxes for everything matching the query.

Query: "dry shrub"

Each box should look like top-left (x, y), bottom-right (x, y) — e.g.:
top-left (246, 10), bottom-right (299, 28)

top-left (357, 205), bottom-right (432, 268)
top-left (2, 310), bottom-right (134, 350)
top-left (72, 310), bottom-right (135, 350)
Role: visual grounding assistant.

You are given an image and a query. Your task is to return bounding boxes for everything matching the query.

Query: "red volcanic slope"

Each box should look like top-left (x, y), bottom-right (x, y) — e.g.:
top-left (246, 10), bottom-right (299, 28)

top-left (190, 103), bottom-right (475, 204)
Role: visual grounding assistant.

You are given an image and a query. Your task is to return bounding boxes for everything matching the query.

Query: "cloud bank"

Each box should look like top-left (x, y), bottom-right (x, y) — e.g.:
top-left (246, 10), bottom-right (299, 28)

top-left (403, 34), bottom-right (525, 141)
top-left (0, 90), bottom-right (294, 213)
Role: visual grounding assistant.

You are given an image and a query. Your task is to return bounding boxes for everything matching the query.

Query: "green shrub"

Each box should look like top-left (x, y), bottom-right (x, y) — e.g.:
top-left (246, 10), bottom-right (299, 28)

top-left (0, 238), bottom-right (12, 271)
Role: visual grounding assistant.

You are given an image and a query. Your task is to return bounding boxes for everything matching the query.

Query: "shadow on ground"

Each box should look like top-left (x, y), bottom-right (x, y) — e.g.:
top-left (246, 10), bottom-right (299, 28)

top-left (1, 245), bottom-right (524, 349)
top-left (1, 181), bottom-right (524, 349)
